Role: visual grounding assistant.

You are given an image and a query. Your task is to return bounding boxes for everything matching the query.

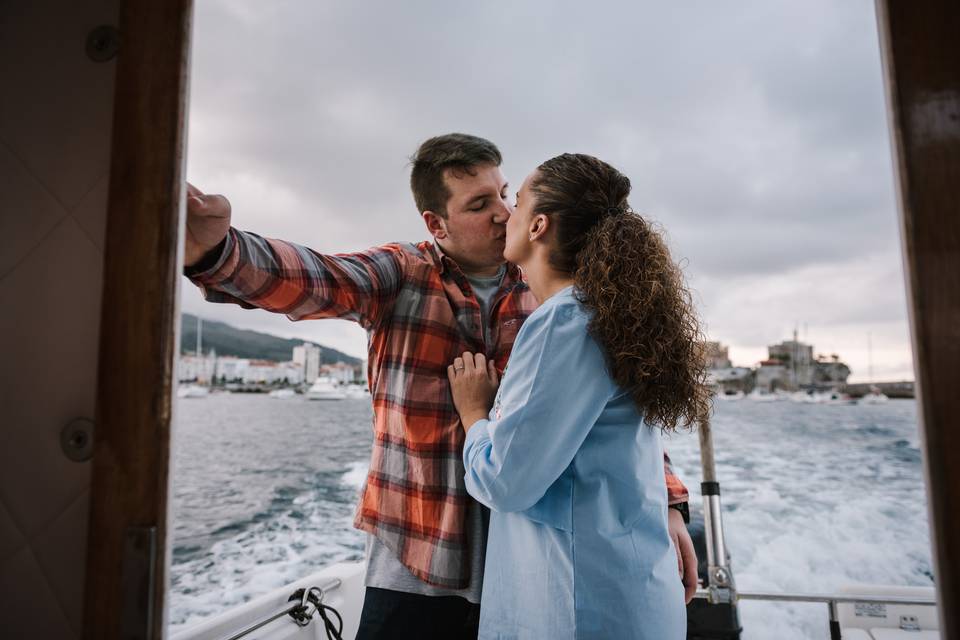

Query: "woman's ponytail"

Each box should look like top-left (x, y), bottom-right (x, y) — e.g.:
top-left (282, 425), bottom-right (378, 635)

top-left (532, 154), bottom-right (710, 431)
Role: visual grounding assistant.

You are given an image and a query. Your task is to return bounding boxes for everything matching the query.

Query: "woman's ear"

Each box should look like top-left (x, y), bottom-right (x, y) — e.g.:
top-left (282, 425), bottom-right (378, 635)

top-left (529, 214), bottom-right (550, 242)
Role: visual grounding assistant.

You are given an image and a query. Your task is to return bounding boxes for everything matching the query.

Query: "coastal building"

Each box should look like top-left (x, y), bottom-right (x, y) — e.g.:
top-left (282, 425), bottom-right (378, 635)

top-left (215, 356), bottom-right (250, 382)
top-left (244, 360), bottom-right (304, 385)
top-left (707, 366), bottom-right (754, 394)
top-left (813, 354), bottom-right (851, 386)
top-left (293, 342), bottom-right (322, 384)
top-left (704, 341), bottom-right (732, 370)
top-left (321, 361), bottom-right (357, 385)
top-left (755, 359), bottom-right (789, 391)
top-left (753, 332), bottom-right (851, 391)
top-left (178, 349), bottom-right (216, 383)
top-left (178, 353), bottom-right (305, 386)
top-left (767, 332), bottom-right (815, 388)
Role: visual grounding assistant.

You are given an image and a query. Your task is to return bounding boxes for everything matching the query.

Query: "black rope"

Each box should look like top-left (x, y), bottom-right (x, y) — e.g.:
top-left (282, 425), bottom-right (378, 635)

top-left (288, 586), bottom-right (345, 640)
top-left (313, 598), bottom-right (344, 640)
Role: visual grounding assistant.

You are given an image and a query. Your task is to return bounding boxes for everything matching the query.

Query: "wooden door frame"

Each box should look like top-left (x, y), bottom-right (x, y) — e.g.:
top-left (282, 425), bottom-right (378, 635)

top-left (83, 1), bottom-right (193, 638)
top-left (79, 1), bottom-right (959, 637)
top-left (875, 0), bottom-right (960, 634)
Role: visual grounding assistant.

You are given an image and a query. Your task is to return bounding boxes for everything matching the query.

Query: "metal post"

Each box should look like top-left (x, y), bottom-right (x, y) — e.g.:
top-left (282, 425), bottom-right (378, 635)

top-left (828, 600), bottom-right (841, 640)
top-left (698, 414), bottom-right (735, 602)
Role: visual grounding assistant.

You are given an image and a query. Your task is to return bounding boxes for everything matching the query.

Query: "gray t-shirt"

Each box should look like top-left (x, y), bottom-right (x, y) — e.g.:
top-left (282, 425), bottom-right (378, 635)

top-left (364, 265), bottom-right (507, 603)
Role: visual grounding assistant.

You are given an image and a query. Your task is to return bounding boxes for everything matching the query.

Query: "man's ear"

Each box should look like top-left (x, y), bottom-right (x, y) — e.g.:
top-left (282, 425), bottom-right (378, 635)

top-left (529, 214), bottom-right (550, 242)
top-left (422, 211), bottom-right (448, 240)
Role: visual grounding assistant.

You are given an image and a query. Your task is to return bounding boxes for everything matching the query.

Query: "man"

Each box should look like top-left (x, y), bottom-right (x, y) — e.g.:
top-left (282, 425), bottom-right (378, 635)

top-left (184, 133), bottom-right (697, 638)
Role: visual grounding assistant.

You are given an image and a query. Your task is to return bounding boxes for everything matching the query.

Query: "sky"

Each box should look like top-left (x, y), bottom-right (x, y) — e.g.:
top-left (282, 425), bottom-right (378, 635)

top-left (181, 0), bottom-right (915, 383)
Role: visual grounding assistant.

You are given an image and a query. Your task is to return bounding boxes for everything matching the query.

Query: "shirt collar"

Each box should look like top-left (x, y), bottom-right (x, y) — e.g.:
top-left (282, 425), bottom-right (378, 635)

top-left (428, 241), bottom-right (522, 285)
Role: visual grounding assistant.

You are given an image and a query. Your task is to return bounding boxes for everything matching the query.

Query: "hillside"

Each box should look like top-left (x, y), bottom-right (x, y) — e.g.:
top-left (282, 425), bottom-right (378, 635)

top-left (181, 313), bottom-right (362, 366)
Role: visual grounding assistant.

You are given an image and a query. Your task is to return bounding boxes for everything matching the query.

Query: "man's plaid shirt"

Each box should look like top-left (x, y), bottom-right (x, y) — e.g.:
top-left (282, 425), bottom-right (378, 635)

top-left (187, 228), bottom-right (689, 588)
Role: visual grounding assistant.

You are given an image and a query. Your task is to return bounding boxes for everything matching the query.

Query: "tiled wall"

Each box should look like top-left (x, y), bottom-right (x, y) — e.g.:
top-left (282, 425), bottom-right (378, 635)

top-left (0, 0), bottom-right (119, 637)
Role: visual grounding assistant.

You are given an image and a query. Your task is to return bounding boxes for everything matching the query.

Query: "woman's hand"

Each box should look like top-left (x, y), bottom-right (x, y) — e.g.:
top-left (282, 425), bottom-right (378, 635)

top-left (447, 351), bottom-right (500, 432)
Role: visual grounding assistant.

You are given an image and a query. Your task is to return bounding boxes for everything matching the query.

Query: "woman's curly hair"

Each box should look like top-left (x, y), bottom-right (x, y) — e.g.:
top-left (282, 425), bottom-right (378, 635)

top-left (531, 153), bottom-right (711, 432)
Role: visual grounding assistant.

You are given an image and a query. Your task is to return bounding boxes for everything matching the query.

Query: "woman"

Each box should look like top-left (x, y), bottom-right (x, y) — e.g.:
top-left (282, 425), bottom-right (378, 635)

top-left (447, 153), bottom-right (710, 639)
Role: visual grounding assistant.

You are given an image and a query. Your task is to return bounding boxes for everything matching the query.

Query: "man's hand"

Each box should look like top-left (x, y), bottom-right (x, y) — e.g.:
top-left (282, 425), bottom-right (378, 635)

top-left (669, 506), bottom-right (699, 604)
top-left (184, 183), bottom-right (232, 267)
top-left (447, 352), bottom-right (499, 431)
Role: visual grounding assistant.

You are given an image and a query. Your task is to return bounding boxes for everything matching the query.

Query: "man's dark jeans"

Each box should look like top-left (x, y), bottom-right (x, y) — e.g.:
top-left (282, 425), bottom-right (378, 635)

top-left (355, 587), bottom-right (481, 640)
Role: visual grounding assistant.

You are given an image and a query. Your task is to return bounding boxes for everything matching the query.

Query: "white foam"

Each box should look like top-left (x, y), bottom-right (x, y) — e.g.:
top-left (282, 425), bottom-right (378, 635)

top-left (665, 401), bottom-right (931, 639)
top-left (170, 401), bottom-right (929, 638)
top-left (341, 460), bottom-right (369, 490)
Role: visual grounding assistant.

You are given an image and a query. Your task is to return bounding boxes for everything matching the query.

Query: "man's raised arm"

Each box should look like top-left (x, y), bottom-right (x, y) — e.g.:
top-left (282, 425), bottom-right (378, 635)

top-left (182, 183), bottom-right (406, 329)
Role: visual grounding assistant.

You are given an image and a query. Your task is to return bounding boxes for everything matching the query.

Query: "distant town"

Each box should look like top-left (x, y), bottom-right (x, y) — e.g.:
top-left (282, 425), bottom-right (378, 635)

top-left (178, 318), bottom-right (913, 399)
top-left (706, 332), bottom-right (914, 398)
top-left (179, 342), bottom-right (364, 392)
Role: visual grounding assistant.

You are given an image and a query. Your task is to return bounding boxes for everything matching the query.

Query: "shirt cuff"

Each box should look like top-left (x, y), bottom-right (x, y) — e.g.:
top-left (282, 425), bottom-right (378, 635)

top-left (668, 501), bottom-right (690, 524)
top-left (462, 419), bottom-right (491, 466)
top-left (183, 231), bottom-right (232, 279)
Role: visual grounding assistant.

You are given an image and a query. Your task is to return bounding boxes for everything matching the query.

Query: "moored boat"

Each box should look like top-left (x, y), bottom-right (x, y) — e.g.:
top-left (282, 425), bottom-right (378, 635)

top-left (307, 377), bottom-right (346, 401)
top-left (177, 384), bottom-right (210, 399)
top-left (860, 386), bottom-right (890, 405)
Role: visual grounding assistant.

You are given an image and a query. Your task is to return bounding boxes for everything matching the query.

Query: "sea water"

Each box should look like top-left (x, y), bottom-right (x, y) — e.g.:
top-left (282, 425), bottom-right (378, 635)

top-left (168, 394), bottom-right (931, 638)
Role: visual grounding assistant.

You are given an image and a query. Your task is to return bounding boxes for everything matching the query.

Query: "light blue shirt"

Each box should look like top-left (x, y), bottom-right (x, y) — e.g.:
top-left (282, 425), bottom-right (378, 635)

top-left (463, 286), bottom-right (686, 639)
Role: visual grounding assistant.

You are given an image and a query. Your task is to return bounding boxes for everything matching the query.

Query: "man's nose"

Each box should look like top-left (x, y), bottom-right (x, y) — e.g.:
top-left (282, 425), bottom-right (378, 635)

top-left (493, 197), bottom-right (513, 223)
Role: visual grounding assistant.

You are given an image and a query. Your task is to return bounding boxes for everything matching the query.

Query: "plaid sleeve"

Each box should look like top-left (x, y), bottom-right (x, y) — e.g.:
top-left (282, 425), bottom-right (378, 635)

top-left (187, 228), bottom-right (405, 329)
top-left (663, 450), bottom-right (689, 505)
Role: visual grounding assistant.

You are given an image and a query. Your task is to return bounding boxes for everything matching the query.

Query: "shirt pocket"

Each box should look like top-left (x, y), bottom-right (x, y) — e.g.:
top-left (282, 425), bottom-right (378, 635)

top-left (491, 317), bottom-right (522, 373)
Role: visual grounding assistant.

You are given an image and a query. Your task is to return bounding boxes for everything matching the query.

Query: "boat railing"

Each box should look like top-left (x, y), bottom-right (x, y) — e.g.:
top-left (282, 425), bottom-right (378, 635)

top-left (695, 415), bottom-right (939, 639)
top-left (213, 578), bottom-right (342, 640)
top-left (693, 588), bottom-right (937, 639)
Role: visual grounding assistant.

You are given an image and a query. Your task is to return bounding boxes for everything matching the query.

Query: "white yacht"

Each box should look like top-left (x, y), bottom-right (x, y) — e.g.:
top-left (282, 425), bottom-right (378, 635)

top-left (306, 377), bottom-right (346, 401)
top-left (747, 389), bottom-right (781, 402)
top-left (861, 386), bottom-right (890, 405)
top-left (716, 391), bottom-right (744, 401)
top-left (177, 384), bottom-right (210, 399)
top-left (822, 390), bottom-right (858, 405)
top-left (268, 388), bottom-right (297, 399)
top-left (343, 384), bottom-right (371, 399)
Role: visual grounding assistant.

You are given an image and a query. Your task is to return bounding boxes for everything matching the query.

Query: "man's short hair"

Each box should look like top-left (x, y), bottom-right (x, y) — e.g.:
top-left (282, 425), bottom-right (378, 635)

top-left (410, 133), bottom-right (502, 218)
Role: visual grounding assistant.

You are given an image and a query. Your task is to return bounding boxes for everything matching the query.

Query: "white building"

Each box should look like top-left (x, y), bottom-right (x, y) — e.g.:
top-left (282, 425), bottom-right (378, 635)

top-left (706, 366), bottom-right (753, 394)
top-left (768, 332), bottom-right (815, 387)
top-left (215, 356), bottom-right (250, 382)
top-left (704, 341), bottom-right (732, 370)
top-left (244, 360), bottom-right (303, 385)
top-left (321, 361), bottom-right (356, 385)
top-left (755, 360), bottom-right (788, 391)
top-left (178, 350), bottom-right (216, 383)
top-left (293, 343), bottom-right (322, 383)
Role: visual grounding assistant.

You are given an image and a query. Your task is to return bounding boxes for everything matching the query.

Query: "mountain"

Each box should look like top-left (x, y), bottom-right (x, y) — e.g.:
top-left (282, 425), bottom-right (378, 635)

top-left (181, 313), bottom-right (362, 366)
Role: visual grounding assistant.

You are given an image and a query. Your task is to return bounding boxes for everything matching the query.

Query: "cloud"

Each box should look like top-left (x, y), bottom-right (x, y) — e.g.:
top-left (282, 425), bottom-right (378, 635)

top-left (185, 0), bottom-right (913, 380)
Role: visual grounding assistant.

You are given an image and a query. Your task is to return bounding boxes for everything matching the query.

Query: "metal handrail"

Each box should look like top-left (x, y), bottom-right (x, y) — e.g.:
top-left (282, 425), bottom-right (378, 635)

top-left (215, 578), bottom-right (342, 640)
top-left (694, 413), bottom-right (938, 639)
top-left (693, 588), bottom-right (937, 606)
top-left (693, 587), bottom-right (937, 639)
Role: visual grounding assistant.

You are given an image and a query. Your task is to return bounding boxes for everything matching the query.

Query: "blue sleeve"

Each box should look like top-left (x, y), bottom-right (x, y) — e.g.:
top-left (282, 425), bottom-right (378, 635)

top-left (462, 300), bottom-right (613, 513)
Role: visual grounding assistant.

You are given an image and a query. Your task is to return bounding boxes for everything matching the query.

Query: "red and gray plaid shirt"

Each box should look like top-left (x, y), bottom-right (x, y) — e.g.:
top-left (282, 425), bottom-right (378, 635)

top-left (188, 228), bottom-right (689, 588)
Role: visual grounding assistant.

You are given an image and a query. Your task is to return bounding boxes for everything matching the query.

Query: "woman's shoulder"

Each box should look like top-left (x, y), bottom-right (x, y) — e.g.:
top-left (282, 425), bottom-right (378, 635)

top-left (530, 286), bottom-right (589, 322)
top-left (517, 287), bottom-right (594, 348)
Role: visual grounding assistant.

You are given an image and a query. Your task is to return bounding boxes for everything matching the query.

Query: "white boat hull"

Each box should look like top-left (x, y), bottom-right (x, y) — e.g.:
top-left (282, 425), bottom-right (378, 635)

top-left (171, 561), bottom-right (366, 640)
top-left (307, 391), bottom-right (347, 401)
top-left (838, 584), bottom-right (939, 638)
top-left (177, 385), bottom-right (210, 399)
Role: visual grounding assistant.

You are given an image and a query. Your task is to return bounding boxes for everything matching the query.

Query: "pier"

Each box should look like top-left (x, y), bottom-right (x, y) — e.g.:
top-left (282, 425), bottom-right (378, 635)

top-left (841, 381), bottom-right (915, 399)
